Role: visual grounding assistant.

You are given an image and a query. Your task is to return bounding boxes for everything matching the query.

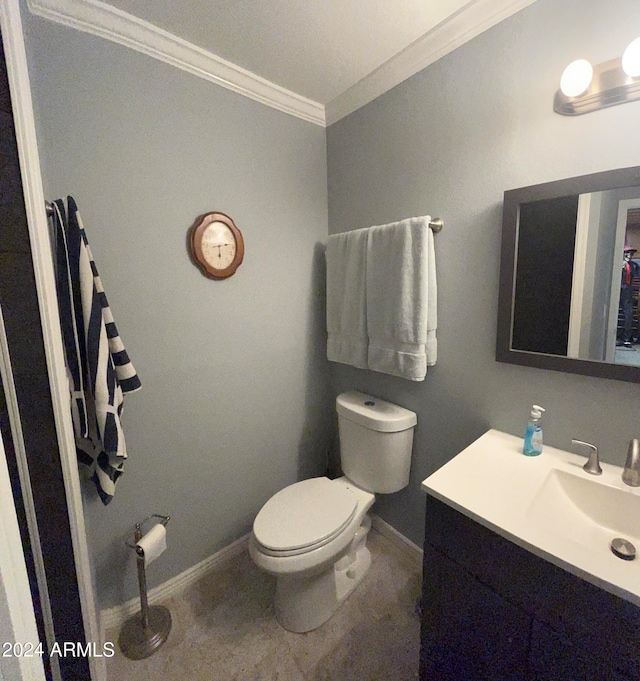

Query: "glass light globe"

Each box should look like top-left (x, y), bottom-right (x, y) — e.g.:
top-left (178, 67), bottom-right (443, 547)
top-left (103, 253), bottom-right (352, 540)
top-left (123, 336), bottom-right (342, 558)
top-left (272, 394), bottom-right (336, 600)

top-left (560, 59), bottom-right (593, 97)
top-left (622, 37), bottom-right (640, 78)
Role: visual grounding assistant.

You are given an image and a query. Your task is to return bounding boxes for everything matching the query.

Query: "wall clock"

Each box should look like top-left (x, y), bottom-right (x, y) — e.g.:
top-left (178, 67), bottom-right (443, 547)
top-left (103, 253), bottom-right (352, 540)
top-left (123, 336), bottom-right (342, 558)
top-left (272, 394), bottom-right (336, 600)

top-left (189, 212), bottom-right (244, 280)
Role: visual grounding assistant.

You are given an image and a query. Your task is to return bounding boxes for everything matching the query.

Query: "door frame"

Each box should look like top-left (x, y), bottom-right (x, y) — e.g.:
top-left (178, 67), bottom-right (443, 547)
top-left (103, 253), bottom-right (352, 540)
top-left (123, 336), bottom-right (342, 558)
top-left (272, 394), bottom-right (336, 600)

top-left (567, 193), bottom-right (592, 357)
top-left (0, 363), bottom-right (46, 681)
top-left (0, 2), bottom-right (103, 679)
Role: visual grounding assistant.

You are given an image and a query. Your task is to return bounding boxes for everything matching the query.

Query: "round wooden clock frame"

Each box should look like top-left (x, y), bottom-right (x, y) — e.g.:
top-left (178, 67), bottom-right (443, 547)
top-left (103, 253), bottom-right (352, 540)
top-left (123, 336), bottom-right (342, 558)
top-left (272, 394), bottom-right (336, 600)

top-left (189, 211), bottom-right (244, 280)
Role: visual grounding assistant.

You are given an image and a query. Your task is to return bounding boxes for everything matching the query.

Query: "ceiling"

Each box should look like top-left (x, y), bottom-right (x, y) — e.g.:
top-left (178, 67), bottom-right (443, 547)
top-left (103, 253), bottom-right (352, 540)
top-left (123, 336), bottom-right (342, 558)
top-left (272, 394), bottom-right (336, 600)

top-left (29, 0), bottom-right (539, 124)
top-left (101, 0), bottom-right (473, 104)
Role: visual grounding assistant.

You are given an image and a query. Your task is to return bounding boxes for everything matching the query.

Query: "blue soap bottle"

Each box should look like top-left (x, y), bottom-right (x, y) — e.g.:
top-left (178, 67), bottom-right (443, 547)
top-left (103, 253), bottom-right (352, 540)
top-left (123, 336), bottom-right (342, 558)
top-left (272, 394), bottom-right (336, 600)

top-left (523, 405), bottom-right (545, 456)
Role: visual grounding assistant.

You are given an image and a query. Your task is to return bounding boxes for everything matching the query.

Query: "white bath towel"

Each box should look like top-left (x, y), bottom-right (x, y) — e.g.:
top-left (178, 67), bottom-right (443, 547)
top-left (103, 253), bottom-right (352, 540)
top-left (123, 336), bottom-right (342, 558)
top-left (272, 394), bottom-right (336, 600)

top-left (366, 216), bottom-right (437, 381)
top-left (326, 228), bottom-right (369, 369)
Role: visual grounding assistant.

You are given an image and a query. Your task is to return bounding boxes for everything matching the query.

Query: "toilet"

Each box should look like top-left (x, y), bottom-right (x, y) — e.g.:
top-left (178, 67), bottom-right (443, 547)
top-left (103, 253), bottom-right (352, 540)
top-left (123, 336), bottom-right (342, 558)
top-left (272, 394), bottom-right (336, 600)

top-left (249, 390), bottom-right (417, 632)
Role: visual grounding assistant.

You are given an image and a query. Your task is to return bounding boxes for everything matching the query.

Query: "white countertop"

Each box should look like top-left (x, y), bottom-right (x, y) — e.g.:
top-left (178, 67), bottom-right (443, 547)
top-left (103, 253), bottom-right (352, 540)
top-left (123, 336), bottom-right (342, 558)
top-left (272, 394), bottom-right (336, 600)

top-left (422, 429), bottom-right (640, 606)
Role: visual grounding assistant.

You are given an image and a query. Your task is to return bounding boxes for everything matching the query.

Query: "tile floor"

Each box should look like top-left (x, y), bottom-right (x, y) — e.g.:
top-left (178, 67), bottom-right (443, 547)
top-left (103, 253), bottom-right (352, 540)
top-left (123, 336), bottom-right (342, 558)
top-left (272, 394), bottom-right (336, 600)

top-left (106, 526), bottom-right (422, 680)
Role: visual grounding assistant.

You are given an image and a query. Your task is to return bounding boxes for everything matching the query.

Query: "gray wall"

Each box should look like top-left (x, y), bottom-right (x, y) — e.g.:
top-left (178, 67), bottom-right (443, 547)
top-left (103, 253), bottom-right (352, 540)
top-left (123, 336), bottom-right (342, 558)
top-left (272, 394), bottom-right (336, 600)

top-left (327, 0), bottom-right (640, 546)
top-left (21, 8), bottom-right (331, 607)
top-left (19, 0), bottom-right (640, 608)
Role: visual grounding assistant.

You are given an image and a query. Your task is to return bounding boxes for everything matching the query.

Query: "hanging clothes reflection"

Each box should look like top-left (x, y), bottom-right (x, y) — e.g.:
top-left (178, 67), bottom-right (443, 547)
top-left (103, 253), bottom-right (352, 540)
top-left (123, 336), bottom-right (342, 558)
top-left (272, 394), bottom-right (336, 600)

top-left (618, 245), bottom-right (640, 347)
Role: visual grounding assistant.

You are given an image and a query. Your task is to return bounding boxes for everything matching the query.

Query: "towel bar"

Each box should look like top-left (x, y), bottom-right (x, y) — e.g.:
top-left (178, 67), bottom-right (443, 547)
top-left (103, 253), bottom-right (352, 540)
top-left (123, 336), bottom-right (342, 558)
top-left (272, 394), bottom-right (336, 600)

top-left (46, 199), bottom-right (443, 233)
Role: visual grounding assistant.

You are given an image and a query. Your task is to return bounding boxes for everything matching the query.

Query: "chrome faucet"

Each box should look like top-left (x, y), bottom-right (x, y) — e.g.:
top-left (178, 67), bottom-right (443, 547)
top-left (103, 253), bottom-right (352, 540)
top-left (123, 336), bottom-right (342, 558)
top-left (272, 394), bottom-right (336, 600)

top-left (622, 438), bottom-right (640, 487)
top-left (571, 439), bottom-right (602, 475)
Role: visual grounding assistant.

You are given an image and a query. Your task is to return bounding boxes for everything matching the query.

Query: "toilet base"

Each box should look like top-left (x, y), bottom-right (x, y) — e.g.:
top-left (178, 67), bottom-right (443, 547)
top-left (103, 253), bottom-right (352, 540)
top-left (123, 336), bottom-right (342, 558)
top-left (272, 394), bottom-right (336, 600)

top-left (274, 516), bottom-right (372, 633)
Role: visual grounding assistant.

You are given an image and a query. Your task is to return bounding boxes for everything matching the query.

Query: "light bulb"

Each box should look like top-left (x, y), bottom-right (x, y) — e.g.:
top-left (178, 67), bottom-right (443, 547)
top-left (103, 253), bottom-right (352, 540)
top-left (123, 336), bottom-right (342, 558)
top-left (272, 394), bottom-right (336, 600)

top-left (560, 59), bottom-right (593, 97)
top-left (622, 37), bottom-right (640, 78)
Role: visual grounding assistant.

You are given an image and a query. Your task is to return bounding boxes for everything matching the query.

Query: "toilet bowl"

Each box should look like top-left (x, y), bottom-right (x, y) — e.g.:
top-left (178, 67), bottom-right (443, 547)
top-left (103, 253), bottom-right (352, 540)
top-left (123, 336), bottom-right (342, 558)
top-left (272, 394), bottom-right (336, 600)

top-left (249, 391), bottom-right (417, 633)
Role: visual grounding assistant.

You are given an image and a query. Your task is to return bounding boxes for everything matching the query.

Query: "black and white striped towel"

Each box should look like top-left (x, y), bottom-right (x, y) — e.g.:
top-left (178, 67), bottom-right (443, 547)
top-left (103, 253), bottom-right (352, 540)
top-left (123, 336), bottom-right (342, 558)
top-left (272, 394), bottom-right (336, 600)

top-left (53, 196), bottom-right (141, 504)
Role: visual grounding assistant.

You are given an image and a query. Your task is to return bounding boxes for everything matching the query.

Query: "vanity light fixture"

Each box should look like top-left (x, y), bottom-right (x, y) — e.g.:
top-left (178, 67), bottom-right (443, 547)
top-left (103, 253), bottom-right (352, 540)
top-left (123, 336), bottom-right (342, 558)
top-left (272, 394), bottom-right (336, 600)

top-left (554, 37), bottom-right (640, 115)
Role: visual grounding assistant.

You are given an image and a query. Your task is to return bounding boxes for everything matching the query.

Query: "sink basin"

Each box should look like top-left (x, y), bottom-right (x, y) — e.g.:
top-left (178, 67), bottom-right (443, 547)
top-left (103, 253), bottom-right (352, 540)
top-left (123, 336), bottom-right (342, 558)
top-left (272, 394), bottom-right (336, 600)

top-left (526, 468), bottom-right (640, 550)
top-left (422, 429), bottom-right (640, 606)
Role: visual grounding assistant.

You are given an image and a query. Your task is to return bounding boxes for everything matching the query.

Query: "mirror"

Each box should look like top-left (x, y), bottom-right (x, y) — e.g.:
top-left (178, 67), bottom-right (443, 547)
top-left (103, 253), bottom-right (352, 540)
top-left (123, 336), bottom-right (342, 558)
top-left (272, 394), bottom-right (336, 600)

top-left (497, 165), bottom-right (640, 383)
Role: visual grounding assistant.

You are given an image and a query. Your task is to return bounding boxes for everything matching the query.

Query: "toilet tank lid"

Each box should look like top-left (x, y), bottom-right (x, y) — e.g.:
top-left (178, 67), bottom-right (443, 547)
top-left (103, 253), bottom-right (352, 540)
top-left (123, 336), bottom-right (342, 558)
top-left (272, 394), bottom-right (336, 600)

top-left (336, 391), bottom-right (417, 432)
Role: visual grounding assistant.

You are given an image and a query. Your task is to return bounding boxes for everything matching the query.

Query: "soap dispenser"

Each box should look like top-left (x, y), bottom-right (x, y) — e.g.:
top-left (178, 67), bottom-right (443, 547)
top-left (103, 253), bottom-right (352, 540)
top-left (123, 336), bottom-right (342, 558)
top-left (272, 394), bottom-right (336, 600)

top-left (523, 405), bottom-right (545, 456)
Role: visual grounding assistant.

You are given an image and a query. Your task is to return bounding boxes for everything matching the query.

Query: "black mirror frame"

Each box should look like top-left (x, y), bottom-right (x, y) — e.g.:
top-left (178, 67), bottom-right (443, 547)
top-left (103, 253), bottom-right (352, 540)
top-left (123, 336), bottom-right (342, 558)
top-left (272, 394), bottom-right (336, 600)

top-left (496, 165), bottom-right (640, 384)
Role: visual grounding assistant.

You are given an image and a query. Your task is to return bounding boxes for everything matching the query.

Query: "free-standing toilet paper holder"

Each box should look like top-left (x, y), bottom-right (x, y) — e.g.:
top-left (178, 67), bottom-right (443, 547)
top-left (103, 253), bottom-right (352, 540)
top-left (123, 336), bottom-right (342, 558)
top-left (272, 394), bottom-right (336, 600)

top-left (118, 514), bottom-right (171, 660)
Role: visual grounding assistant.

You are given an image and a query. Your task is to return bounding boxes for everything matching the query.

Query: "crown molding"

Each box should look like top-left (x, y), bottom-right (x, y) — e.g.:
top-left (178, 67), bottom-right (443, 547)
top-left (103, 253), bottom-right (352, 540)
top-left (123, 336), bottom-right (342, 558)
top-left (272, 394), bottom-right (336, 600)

top-left (325, 0), bottom-right (539, 126)
top-left (27, 0), bottom-right (538, 128)
top-left (26, 0), bottom-right (326, 126)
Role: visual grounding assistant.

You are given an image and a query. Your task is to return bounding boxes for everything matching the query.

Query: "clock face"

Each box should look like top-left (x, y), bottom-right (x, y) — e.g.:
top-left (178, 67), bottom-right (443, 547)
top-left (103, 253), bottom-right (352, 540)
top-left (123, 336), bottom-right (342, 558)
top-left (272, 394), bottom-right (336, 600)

top-left (190, 212), bottom-right (244, 279)
top-left (201, 221), bottom-right (236, 270)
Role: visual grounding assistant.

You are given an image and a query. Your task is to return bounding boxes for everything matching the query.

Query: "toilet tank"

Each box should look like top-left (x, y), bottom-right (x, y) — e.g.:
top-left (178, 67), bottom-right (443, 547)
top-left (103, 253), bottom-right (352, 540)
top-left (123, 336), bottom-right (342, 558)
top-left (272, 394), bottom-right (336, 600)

top-left (337, 391), bottom-right (417, 494)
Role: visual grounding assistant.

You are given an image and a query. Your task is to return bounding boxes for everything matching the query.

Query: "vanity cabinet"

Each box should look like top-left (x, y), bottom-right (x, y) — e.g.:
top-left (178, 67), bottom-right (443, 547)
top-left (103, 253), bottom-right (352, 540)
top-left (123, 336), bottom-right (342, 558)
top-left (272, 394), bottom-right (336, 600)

top-left (420, 496), bottom-right (640, 681)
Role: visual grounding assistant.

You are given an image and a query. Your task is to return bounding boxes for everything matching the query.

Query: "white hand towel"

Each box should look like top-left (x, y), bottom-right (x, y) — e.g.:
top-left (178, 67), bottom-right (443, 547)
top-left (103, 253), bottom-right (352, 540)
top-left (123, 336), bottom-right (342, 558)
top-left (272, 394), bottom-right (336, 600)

top-left (326, 228), bottom-right (369, 369)
top-left (366, 216), bottom-right (437, 381)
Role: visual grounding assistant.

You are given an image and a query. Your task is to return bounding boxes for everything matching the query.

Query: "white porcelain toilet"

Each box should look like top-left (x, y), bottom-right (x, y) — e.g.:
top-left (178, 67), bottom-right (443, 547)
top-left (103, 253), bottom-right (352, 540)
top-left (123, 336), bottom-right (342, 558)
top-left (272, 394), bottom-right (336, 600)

top-left (249, 390), bottom-right (417, 632)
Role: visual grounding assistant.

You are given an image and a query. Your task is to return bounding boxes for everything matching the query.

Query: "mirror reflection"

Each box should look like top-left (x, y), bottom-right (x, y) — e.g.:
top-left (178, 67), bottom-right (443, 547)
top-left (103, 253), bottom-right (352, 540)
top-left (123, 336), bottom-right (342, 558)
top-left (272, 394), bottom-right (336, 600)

top-left (512, 185), bottom-right (640, 367)
top-left (497, 165), bottom-right (640, 383)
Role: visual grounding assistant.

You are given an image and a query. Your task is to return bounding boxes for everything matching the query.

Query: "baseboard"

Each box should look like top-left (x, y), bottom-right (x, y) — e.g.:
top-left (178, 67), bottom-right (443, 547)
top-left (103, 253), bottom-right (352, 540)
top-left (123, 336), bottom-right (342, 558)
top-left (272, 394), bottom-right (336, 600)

top-left (100, 533), bottom-right (250, 634)
top-left (101, 517), bottom-right (420, 636)
top-left (370, 515), bottom-right (423, 565)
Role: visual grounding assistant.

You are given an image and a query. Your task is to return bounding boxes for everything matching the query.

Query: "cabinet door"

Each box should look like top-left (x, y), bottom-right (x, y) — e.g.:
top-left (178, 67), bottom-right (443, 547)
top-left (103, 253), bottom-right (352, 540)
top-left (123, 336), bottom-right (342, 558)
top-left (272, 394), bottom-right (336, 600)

top-left (529, 620), bottom-right (634, 681)
top-left (421, 544), bottom-right (531, 681)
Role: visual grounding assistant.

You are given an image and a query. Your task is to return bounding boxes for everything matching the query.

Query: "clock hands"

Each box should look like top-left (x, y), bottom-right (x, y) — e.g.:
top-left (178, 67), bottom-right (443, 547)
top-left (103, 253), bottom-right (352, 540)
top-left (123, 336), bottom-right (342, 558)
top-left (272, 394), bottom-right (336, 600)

top-left (212, 243), bottom-right (235, 257)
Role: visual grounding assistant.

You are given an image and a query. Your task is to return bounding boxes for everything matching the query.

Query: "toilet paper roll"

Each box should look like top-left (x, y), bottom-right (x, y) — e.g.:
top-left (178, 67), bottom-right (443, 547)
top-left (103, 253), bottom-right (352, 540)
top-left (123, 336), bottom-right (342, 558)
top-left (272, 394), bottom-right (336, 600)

top-left (136, 523), bottom-right (166, 565)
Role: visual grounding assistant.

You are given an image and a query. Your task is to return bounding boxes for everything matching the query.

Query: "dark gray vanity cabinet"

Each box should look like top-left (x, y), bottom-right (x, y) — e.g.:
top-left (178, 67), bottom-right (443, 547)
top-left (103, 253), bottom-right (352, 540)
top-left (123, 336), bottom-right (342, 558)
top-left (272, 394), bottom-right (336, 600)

top-left (420, 496), bottom-right (640, 681)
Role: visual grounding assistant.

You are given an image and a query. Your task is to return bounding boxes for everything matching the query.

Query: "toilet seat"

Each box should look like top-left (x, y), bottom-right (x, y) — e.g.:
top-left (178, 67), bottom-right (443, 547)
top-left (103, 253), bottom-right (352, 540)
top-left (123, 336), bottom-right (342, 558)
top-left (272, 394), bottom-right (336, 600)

top-left (253, 477), bottom-right (358, 556)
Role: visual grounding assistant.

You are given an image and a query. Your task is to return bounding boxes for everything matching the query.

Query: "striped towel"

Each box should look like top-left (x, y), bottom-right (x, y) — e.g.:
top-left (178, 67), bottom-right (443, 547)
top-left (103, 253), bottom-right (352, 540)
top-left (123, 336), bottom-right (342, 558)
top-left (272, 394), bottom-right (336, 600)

top-left (52, 197), bottom-right (140, 504)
